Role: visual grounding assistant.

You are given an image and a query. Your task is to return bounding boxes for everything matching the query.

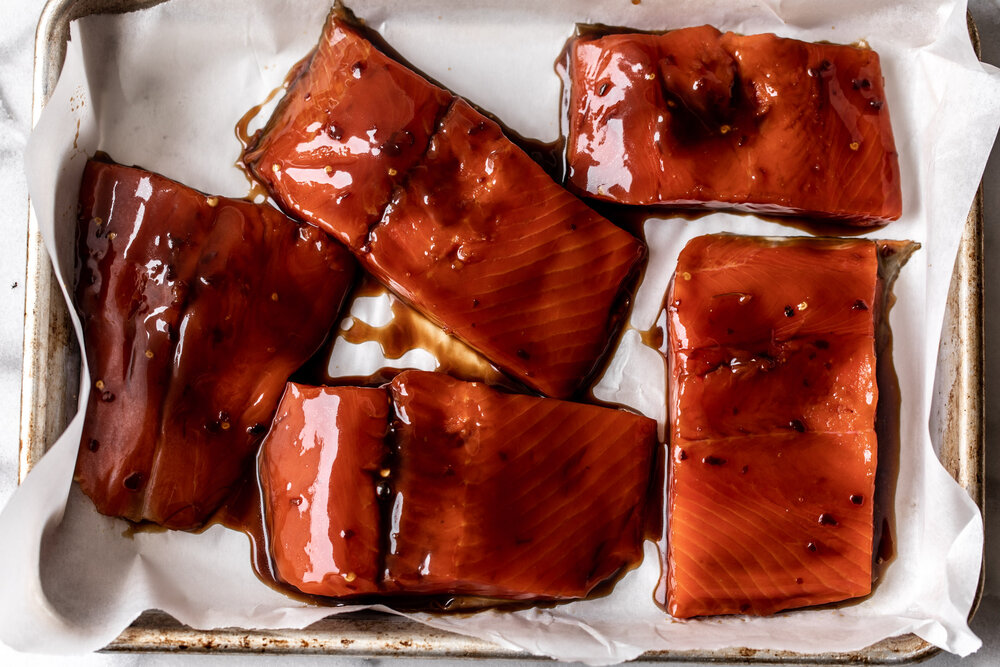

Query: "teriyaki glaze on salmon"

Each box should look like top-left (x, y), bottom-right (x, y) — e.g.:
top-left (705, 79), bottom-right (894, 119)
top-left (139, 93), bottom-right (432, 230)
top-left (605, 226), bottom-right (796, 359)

top-left (242, 9), bottom-right (451, 252)
top-left (664, 235), bottom-right (887, 617)
top-left (243, 7), bottom-right (645, 399)
top-left (566, 27), bottom-right (902, 225)
top-left (75, 159), bottom-right (356, 529)
top-left (364, 100), bottom-right (644, 398)
top-left (259, 371), bottom-right (657, 601)
top-left (260, 383), bottom-right (389, 597)
top-left (383, 370), bottom-right (657, 599)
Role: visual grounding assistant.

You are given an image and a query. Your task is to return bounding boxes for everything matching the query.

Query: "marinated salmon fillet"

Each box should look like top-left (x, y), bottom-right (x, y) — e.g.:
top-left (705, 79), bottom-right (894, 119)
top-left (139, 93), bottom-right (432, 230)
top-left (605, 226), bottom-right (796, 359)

top-left (674, 335), bottom-right (877, 439)
top-left (75, 159), bottom-right (356, 529)
top-left (382, 370), bottom-right (657, 599)
top-left (665, 235), bottom-right (880, 617)
top-left (245, 10), bottom-right (644, 399)
top-left (260, 384), bottom-right (389, 597)
top-left (668, 432), bottom-right (877, 616)
top-left (366, 100), bottom-right (645, 398)
top-left (567, 27), bottom-right (901, 224)
top-left (242, 9), bottom-right (451, 251)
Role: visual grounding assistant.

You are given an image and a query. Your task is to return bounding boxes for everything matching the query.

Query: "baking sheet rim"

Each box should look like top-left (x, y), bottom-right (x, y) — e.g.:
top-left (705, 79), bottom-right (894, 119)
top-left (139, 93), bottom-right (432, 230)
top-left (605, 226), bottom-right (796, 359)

top-left (17, 0), bottom-right (985, 661)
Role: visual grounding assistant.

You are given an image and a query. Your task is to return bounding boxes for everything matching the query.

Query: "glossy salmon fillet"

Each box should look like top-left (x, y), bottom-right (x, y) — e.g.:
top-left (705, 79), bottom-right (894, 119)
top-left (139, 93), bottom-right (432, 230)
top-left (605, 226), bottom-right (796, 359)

top-left (665, 235), bottom-right (879, 617)
top-left (242, 9), bottom-right (451, 251)
top-left (246, 12), bottom-right (644, 399)
top-left (668, 432), bottom-right (876, 616)
top-left (75, 160), bottom-right (356, 529)
top-left (383, 370), bottom-right (657, 599)
top-left (567, 26), bottom-right (901, 224)
top-left (668, 234), bottom-right (879, 348)
top-left (260, 384), bottom-right (389, 597)
top-left (366, 100), bottom-right (645, 398)
top-left (673, 335), bottom-right (877, 439)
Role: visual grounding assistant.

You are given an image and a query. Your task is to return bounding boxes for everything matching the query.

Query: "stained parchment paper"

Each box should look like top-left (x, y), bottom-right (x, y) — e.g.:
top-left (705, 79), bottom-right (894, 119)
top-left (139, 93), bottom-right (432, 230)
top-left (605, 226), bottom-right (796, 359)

top-left (2, 0), bottom-right (998, 662)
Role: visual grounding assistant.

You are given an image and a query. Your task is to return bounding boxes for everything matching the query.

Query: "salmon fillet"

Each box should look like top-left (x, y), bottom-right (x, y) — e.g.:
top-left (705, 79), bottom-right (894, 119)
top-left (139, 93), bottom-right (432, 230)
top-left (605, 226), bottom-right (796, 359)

top-left (382, 370), bottom-right (657, 600)
top-left (365, 100), bottom-right (645, 398)
top-left (668, 432), bottom-right (877, 616)
top-left (567, 27), bottom-right (901, 224)
top-left (244, 9), bottom-right (644, 399)
top-left (242, 10), bottom-right (451, 251)
top-left (665, 235), bottom-right (879, 617)
top-left (260, 384), bottom-right (389, 597)
top-left (75, 159), bottom-right (356, 529)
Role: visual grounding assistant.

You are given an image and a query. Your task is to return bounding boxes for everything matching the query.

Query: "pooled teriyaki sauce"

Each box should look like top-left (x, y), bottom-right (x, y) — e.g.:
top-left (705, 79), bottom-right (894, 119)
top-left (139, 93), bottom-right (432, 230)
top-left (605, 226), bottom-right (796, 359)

top-left (292, 275), bottom-right (517, 391)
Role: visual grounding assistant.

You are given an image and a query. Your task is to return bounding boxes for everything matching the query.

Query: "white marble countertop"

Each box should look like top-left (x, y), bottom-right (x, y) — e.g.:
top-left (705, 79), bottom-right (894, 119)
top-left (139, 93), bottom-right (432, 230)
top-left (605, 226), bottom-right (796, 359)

top-left (0, 1), bottom-right (996, 665)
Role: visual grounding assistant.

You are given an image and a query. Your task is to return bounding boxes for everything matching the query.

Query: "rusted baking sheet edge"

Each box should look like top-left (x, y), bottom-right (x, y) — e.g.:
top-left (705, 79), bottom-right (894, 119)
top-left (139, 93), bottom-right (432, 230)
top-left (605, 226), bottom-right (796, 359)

top-left (21, 0), bottom-right (985, 662)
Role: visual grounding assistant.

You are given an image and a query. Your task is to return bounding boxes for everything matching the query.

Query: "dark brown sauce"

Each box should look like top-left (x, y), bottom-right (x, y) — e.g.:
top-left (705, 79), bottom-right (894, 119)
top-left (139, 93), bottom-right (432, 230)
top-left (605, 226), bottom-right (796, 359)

top-left (638, 323), bottom-right (665, 351)
top-left (584, 200), bottom-right (692, 239)
top-left (764, 214), bottom-right (889, 238)
top-left (578, 189), bottom-right (886, 240)
top-left (381, 555), bottom-right (645, 614)
top-left (653, 428), bottom-right (671, 610)
top-left (644, 440), bottom-right (667, 541)
top-left (209, 464), bottom-right (370, 608)
top-left (590, 198), bottom-right (885, 240)
top-left (235, 51), bottom-right (317, 200)
top-left (208, 470), bottom-right (309, 602)
top-left (325, 369), bottom-right (405, 388)
top-left (120, 521), bottom-right (169, 539)
top-left (234, 83), bottom-right (285, 152)
top-left (869, 240), bottom-right (916, 576)
top-left (303, 275), bottom-right (517, 389)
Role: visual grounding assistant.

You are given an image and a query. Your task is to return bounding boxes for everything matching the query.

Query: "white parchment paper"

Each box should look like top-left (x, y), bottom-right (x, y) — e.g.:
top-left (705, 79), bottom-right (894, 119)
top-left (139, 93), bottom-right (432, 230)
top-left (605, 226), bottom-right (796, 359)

top-left (3, 0), bottom-right (998, 662)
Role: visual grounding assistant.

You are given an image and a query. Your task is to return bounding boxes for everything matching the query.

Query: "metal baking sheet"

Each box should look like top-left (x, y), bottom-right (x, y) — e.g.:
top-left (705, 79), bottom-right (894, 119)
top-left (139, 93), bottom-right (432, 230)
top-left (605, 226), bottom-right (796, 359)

top-left (19, 0), bottom-right (985, 661)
